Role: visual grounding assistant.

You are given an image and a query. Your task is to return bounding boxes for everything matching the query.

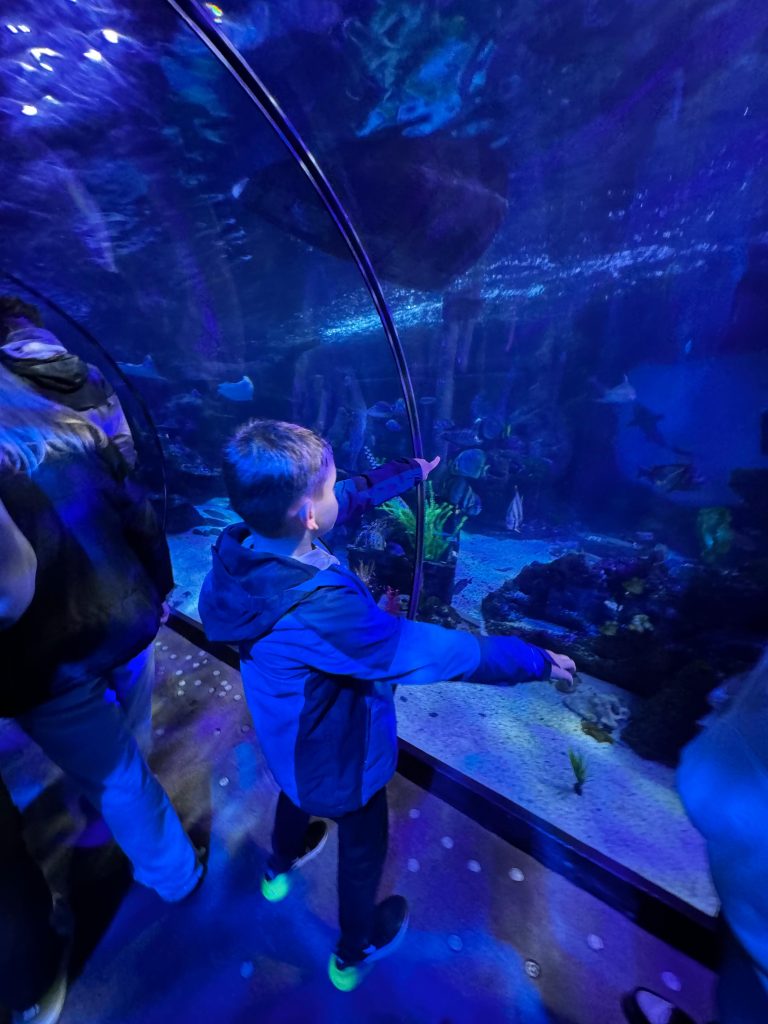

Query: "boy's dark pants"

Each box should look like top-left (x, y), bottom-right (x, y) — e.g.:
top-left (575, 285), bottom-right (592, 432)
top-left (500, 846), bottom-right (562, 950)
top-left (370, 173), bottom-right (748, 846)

top-left (270, 787), bottom-right (388, 962)
top-left (0, 776), bottom-right (63, 1012)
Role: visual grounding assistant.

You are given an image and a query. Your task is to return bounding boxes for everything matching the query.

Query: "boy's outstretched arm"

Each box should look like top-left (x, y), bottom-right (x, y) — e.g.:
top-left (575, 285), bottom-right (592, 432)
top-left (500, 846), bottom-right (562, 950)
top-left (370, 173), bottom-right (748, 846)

top-left (334, 455), bottom-right (440, 528)
top-left (292, 581), bottom-right (574, 688)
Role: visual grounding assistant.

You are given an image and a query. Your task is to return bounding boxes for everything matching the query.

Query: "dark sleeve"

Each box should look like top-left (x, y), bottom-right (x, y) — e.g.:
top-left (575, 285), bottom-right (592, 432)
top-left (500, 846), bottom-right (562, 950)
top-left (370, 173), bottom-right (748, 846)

top-left (334, 458), bottom-right (422, 528)
top-left (469, 635), bottom-right (554, 684)
top-left (101, 445), bottom-right (174, 598)
top-left (293, 582), bottom-right (553, 686)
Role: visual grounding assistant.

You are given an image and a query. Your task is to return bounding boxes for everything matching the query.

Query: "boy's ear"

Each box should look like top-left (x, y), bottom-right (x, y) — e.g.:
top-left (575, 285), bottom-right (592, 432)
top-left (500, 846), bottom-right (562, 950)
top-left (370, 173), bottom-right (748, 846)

top-left (299, 498), bottom-right (319, 532)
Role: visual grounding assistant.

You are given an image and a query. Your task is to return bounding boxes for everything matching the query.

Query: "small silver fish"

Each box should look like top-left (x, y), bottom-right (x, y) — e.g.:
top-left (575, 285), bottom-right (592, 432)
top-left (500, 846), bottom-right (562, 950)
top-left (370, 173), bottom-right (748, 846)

top-left (505, 487), bottom-right (523, 532)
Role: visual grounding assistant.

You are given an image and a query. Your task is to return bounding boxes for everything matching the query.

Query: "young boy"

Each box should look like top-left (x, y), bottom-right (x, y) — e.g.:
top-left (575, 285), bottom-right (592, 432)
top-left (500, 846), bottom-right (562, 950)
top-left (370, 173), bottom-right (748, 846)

top-left (199, 419), bottom-right (575, 991)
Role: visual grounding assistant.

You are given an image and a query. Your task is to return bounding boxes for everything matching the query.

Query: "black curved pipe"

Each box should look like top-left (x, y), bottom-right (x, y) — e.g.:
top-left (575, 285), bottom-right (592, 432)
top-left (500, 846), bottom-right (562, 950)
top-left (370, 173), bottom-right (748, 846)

top-left (0, 269), bottom-right (169, 529)
top-left (164, 0), bottom-right (426, 617)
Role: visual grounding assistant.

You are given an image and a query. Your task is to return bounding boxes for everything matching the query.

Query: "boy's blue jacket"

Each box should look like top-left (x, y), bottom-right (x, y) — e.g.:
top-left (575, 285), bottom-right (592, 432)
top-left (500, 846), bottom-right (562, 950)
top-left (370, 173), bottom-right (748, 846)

top-left (199, 459), bottom-right (555, 817)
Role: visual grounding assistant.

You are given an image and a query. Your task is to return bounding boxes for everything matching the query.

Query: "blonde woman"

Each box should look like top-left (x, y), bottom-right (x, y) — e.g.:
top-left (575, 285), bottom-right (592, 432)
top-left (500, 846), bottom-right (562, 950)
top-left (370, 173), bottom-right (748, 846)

top-left (0, 294), bottom-right (136, 467)
top-left (0, 365), bottom-right (202, 915)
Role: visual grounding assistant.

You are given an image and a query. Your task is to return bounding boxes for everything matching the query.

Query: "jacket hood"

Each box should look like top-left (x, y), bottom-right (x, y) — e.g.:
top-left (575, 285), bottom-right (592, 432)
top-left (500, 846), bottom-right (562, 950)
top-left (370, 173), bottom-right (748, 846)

top-left (199, 523), bottom-right (333, 643)
top-left (2, 327), bottom-right (89, 394)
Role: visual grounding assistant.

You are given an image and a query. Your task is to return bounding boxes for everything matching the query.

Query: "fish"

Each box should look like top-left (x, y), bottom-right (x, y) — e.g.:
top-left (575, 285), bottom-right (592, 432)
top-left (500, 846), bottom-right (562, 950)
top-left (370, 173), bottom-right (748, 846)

top-left (446, 478), bottom-right (482, 516)
top-left (217, 375), bottom-right (254, 401)
top-left (452, 448), bottom-right (487, 479)
top-left (628, 405), bottom-right (692, 456)
top-left (440, 427), bottom-right (482, 447)
top-left (453, 578), bottom-right (471, 596)
top-left (628, 403), bottom-right (667, 447)
top-left (194, 502), bottom-right (239, 526)
top-left (505, 487), bottom-right (524, 532)
top-left (117, 354), bottom-right (167, 380)
top-left (638, 463), bottom-right (704, 492)
top-left (478, 414), bottom-right (504, 441)
top-left (231, 177), bottom-right (249, 199)
top-left (392, 398), bottom-right (406, 415)
top-left (385, 418), bottom-right (402, 432)
top-left (237, 130), bottom-right (509, 290)
top-left (595, 375), bottom-right (637, 404)
top-left (418, 396), bottom-right (437, 405)
top-left (367, 400), bottom-right (393, 419)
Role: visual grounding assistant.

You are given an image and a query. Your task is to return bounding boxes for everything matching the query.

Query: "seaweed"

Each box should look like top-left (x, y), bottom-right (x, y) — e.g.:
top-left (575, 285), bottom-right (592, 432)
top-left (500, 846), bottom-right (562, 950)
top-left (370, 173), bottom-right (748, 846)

top-left (568, 749), bottom-right (588, 795)
top-left (381, 483), bottom-right (466, 562)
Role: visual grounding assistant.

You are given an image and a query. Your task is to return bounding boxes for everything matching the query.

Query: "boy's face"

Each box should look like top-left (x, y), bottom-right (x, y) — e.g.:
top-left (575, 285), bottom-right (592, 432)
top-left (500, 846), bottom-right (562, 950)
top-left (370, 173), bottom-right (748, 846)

top-left (306, 458), bottom-right (338, 537)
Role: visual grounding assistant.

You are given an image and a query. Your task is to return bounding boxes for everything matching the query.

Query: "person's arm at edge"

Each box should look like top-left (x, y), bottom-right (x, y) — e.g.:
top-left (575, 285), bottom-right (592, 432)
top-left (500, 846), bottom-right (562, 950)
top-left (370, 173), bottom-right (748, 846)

top-left (0, 498), bottom-right (37, 627)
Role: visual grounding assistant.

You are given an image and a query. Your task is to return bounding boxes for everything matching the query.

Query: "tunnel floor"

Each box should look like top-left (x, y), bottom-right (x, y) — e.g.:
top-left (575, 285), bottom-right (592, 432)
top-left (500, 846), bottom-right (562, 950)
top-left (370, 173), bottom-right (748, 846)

top-left (0, 628), bottom-right (716, 1024)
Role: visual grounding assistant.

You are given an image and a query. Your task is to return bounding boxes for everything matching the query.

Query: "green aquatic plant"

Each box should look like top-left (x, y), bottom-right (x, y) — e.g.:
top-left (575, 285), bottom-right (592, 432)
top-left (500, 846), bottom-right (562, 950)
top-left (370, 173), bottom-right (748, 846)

top-left (568, 749), bottom-right (588, 796)
top-left (381, 483), bottom-right (466, 562)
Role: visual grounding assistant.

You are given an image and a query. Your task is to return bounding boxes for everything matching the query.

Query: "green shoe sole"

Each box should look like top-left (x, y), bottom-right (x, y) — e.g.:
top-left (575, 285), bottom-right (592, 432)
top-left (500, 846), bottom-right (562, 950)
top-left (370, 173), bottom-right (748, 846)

top-left (260, 872), bottom-right (292, 903)
top-left (327, 954), bottom-right (373, 992)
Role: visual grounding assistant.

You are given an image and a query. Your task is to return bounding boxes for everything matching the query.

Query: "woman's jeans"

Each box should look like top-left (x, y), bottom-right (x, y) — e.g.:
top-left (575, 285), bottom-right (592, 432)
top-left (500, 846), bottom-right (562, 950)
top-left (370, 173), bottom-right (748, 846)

top-left (15, 645), bottom-right (201, 903)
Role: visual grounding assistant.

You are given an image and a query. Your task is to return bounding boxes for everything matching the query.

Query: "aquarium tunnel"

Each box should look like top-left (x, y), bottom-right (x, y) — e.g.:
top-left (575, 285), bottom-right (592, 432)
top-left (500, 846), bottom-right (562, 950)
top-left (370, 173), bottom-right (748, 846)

top-left (1, 0), bottom-right (767, 1021)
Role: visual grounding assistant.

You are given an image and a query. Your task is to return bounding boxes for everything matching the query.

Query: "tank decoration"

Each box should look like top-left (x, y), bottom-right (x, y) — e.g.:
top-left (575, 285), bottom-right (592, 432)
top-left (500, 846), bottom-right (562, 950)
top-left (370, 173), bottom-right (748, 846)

top-left (581, 720), bottom-right (614, 744)
top-left (568, 750), bottom-right (588, 796)
top-left (621, 661), bottom-right (718, 766)
top-left (696, 506), bottom-right (733, 563)
top-left (377, 587), bottom-right (409, 616)
top-left (381, 484), bottom-right (466, 563)
top-left (622, 577), bottom-right (645, 595)
top-left (353, 561), bottom-right (377, 589)
top-left (483, 545), bottom-right (763, 724)
top-left (628, 613), bottom-right (654, 633)
top-left (564, 687), bottom-right (631, 736)
top-left (354, 521), bottom-right (388, 552)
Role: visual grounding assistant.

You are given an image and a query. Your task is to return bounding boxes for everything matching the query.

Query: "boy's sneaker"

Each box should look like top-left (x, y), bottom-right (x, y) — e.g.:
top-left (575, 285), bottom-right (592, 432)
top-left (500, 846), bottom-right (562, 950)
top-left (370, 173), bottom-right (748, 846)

top-left (328, 895), bottom-right (409, 992)
top-left (260, 820), bottom-right (329, 902)
top-left (12, 945), bottom-right (69, 1024)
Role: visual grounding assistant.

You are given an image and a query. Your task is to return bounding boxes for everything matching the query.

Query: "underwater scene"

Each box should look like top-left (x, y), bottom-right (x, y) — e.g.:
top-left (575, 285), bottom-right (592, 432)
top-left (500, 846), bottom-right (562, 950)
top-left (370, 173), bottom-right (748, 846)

top-left (2, 0), bottom-right (767, 913)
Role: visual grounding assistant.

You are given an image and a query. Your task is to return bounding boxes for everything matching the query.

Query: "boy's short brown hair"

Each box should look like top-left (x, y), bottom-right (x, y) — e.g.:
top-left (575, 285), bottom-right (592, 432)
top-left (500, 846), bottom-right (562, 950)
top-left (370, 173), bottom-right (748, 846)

top-left (223, 419), bottom-right (332, 537)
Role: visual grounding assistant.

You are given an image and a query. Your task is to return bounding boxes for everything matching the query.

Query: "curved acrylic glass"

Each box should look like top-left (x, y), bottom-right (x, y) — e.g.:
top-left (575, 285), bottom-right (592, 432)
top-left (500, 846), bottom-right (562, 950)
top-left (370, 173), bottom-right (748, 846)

top-left (0, 2), bottom-right (418, 616)
top-left (208, 1), bottom-right (768, 916)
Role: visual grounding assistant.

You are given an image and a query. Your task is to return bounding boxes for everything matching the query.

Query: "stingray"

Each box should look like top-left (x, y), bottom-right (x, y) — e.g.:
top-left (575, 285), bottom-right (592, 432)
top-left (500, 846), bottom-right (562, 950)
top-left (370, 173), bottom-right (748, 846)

top-left (236, 130), bottom-right (509, 291)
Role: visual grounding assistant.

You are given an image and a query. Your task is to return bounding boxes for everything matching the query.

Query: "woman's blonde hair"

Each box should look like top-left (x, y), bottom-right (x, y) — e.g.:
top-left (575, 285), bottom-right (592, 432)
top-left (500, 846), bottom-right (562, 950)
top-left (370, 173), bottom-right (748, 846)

top-left (0, 362), bottom-right (108, 474)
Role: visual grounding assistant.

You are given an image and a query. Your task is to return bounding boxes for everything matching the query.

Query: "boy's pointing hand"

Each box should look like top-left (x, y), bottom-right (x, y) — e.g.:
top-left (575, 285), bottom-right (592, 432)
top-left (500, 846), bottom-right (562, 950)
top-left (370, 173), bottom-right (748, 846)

top-left (415, 455), bottom-right (440, 481)
top-left (545, 650), bottom-right (576, 687)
